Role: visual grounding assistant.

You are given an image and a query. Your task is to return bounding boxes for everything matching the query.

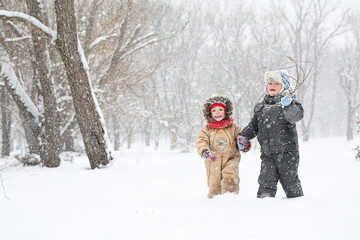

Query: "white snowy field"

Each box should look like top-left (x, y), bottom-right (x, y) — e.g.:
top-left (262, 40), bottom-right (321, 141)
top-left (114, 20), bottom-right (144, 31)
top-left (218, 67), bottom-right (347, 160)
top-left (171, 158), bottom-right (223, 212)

top-left (0, 137), bottom-right (359, 240)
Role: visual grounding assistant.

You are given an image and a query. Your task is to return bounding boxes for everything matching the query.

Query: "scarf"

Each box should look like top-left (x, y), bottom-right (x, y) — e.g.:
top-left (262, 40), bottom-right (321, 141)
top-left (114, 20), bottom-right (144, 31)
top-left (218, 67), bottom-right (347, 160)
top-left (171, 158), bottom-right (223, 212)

top-left (208, 118), bottom-right (233, 129)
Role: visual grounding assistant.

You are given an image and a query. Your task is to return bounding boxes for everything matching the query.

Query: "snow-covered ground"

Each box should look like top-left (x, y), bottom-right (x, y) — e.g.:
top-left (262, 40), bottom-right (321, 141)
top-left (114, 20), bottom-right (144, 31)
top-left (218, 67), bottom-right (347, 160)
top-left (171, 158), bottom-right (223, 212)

top-left (0, 137), bottom-right (359, 240)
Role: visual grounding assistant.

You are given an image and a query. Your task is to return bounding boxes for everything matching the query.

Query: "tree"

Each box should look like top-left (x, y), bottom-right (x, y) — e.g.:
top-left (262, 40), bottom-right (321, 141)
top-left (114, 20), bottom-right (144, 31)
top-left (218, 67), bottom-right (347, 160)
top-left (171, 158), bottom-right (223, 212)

top-left (0, 0), bottom-right (113, 168)
top-left (203, 2), bottom-right (282, 124)
top-left (0, 48), bottom-right (41, 156)
top-left (338, 13), bottom-right (360, 140)
top-left (273, 0), bottom-right (349, 141)
top-left (54, 0), bottom-right (112, 168)
top-left (0, 0), bottom-right (41, 156)
top-left (1, 84), bottom-right (11, 157)
top-left (156, 2), bottom-right (205, 151)
top-left (78, 0), bottom-right (185, 150)
top-left (25, 0), bottom-right (61, 167)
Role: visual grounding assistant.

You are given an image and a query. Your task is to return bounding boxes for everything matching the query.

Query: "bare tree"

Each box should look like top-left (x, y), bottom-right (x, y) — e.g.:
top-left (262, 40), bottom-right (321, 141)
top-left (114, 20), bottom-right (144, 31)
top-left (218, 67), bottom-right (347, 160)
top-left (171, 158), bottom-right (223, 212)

top-left (0, 0), bottom-right (60, 166)
top-left (0, 0), bottom-right (113, 168)
top-left (338, 13), bottom-right (360, 140)
top-left (25, 0), bottom-right (61, 167)
top-left (273, 0), bottom-right (349, 141)
top-left (205, 2), bottom-right (283, 124)
top-left (0, 16), bottom-right (41, 156)
top-left (77, 0), bottom-right (185, 150)
top-left (54, 0), bottom-right (112, 168)
top-left (154, 2), bottom-right (205, 151)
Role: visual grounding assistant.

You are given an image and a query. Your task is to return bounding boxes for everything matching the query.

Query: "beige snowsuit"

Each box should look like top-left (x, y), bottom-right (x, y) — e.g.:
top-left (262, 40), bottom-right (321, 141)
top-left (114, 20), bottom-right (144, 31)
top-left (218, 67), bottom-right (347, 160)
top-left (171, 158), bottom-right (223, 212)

top-left (196, 124), bottom-right (242, 198)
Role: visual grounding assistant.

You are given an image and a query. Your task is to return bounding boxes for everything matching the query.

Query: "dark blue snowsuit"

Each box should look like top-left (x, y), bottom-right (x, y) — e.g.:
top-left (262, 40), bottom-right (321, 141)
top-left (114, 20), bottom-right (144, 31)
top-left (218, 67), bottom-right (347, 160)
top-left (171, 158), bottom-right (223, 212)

top-left (240, 94), bottom-right (304, 198)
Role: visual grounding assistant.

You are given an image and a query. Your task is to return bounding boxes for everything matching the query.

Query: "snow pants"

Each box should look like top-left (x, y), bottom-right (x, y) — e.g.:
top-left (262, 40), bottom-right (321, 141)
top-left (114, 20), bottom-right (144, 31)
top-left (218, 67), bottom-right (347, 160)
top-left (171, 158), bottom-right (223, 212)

top-left (205, 154), bottom-right (240, 198)
top-left (257, 151), bottom-right (303, 198)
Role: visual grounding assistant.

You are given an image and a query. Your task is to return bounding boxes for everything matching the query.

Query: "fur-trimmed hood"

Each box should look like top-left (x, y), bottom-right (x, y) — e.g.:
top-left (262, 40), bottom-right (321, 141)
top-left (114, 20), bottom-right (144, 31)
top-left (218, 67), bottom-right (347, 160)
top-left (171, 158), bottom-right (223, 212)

top-left (202, 94), bottom-right (233, 122)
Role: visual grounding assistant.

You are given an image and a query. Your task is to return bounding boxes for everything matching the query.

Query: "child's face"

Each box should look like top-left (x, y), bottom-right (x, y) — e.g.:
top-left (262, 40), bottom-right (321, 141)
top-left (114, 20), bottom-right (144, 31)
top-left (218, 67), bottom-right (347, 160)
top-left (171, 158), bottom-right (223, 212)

top-left (266, 81), bottom-right (282, 96)
top-left (211, 106), bottom-right (226, 121)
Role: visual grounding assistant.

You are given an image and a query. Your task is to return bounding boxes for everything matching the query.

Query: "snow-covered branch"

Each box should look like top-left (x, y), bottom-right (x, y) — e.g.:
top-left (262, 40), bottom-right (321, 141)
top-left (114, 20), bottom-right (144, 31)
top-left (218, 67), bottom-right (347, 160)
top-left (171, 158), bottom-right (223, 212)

top-left (0, 62), bottom-right (39, 119)
top-left (60, 113), bottom-right (76, 137)
top-left (3, 36), bottom-right (32, 42)
top-left (0, 10), bottom-right (57, 42)
top-left (89, 33), bottom-right (118, 49)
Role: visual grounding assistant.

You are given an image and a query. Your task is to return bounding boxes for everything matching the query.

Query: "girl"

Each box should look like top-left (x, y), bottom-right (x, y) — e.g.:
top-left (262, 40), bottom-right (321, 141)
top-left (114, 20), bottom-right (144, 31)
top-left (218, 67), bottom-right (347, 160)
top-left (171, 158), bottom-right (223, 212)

top-left (196, 94), bottom-right (250, 199)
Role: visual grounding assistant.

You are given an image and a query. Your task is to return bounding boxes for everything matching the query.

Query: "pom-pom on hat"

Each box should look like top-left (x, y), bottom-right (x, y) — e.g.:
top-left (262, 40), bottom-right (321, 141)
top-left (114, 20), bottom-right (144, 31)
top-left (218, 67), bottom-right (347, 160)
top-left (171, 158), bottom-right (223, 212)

top-left (264, 70), bottom-right (291, 94)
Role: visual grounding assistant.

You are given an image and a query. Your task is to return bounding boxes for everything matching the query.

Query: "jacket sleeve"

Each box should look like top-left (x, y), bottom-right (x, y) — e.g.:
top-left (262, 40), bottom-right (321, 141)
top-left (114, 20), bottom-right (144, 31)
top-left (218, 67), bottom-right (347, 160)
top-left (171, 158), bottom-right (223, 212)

top-left (240, 105), bottom-right (260, 140)
top-left (196, 126), bottom-right (210, 156)
top-left (283, 100), bottom-right (304, 123)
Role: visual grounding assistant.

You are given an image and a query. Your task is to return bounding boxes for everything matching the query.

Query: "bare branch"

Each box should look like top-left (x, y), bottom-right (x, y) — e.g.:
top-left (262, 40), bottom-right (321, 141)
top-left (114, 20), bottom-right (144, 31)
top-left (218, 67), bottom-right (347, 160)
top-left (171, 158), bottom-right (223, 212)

top-left (0, 10), bottom-right (57, 41)
top-left (287, 56), bottom-right (314, 97)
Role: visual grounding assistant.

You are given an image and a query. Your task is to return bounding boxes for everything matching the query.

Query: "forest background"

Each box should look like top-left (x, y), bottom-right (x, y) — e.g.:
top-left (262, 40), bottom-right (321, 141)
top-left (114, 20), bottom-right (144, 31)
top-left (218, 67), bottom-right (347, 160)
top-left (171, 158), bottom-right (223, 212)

top-left (0, 0), bottom-right (359, 168)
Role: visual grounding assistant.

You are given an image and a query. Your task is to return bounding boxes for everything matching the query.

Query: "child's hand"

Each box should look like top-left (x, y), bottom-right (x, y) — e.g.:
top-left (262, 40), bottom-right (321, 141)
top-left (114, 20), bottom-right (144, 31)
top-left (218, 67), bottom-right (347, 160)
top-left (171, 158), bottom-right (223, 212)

top-left (281, 96), bottom-right (293, 107)
top-left (237, 135), bottom-right (249, 150)
top-left (202, 150), bottom-right (217, 162)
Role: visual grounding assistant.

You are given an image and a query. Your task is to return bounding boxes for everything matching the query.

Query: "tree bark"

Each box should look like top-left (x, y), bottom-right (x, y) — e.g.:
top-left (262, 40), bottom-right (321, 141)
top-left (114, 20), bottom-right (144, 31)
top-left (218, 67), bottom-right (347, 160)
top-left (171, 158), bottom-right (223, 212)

top-left (26, 0), bottom-right (61, 167)
top-left (0, 6), bottom-right (42, 156)
top-left (2, 74), bottom-right (41, 154)
top-left (1, 86), bottom-right (11, 157)
top-left (54, 0), bottom-right (112, 168)
top-left (60, 116), bottom-right (77, 152)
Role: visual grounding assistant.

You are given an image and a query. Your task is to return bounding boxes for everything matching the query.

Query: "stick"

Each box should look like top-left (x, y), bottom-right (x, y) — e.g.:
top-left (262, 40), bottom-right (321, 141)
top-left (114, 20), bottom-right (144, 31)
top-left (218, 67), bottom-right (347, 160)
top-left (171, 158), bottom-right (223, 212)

top-left (286, 56), bottom-right (314, 97)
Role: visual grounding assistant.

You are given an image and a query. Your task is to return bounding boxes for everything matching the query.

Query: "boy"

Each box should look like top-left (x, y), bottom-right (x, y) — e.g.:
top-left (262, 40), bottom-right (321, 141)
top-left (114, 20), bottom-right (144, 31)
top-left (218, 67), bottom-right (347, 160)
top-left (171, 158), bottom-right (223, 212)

top-left (196, 94), bottom-right (250, 199)
top-left (237, 70), bottom-right (304, 198)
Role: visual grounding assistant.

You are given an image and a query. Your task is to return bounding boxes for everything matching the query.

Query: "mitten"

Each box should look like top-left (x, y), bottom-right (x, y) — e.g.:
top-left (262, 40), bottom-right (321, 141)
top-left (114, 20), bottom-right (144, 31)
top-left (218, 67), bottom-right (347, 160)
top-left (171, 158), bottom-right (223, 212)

top-left (237, 135), bottom-right (250, 150)
top-left (202, 150), bottom-right (217, 162)
top-left (281, 96), bottom-right (293, 107)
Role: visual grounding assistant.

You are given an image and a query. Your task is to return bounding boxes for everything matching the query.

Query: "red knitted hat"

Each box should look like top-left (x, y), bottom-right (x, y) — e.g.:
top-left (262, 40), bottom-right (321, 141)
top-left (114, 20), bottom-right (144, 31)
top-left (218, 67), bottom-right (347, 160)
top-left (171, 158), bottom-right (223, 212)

top-left (209, 103), bottom-right (227, 112)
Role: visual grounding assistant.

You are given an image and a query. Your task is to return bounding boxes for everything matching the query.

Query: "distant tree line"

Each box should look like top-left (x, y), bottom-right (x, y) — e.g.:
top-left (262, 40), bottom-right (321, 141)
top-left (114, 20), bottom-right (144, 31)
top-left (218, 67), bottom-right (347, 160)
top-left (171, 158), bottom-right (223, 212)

top-left (0, 0), bottom-right (359, 167)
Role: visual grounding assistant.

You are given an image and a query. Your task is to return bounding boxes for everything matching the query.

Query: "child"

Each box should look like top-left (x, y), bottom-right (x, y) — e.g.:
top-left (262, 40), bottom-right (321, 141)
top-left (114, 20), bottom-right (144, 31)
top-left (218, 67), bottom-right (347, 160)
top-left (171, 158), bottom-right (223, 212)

top-left (237, 70), bottom-right (304, 198)
top-left (196, 94), bottom-right (250, 199)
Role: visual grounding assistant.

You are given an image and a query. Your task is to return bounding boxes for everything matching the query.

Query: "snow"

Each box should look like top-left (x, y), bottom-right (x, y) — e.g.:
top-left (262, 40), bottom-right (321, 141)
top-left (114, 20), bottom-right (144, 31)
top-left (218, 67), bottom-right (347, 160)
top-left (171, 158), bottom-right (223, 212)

top-left (0, 10), bottom-right (57, 42)
top-left (3, 36), bottom-right (32, 42)
top-left (0, 137), bottom-right (359, 240)
top-left (0, 61), bottom-right (39, 120)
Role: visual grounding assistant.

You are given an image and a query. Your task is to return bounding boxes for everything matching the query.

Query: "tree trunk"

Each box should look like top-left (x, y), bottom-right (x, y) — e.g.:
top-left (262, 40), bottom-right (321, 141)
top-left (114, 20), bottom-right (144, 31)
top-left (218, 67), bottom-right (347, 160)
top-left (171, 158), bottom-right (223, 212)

top-left (62, 130), bottom-right (75, 152)
top-left (144, 119), bottom-right (151, 147)
top-left (170, 130), bottom-right (177, 150)
top-left (60, 120), bottom-right (76, 152)
top-left (300, 120), bottom-right (310, 142)
top-left (2, 74), bottom-right (41, 154)
top-left (1, 86), bottom-right (11, 157)
top-left (26, 0), bottom-right (61, 167)
top-left (112, 114), bottom-right (120, 151)
top-left (0, 9), bottom-right (42, 156)
top-left (126, 129), bottom-right (132, 149)
top-left (346, 100), bottom-right (354, 141)
top-left (54, 0), bottom-right (112, 168)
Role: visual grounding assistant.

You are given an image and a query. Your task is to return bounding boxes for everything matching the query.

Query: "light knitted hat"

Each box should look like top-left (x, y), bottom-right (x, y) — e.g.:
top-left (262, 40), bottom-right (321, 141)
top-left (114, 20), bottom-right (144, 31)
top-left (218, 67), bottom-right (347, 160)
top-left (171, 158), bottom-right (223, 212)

top-left (264, 70), bottom-right (291, 94)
